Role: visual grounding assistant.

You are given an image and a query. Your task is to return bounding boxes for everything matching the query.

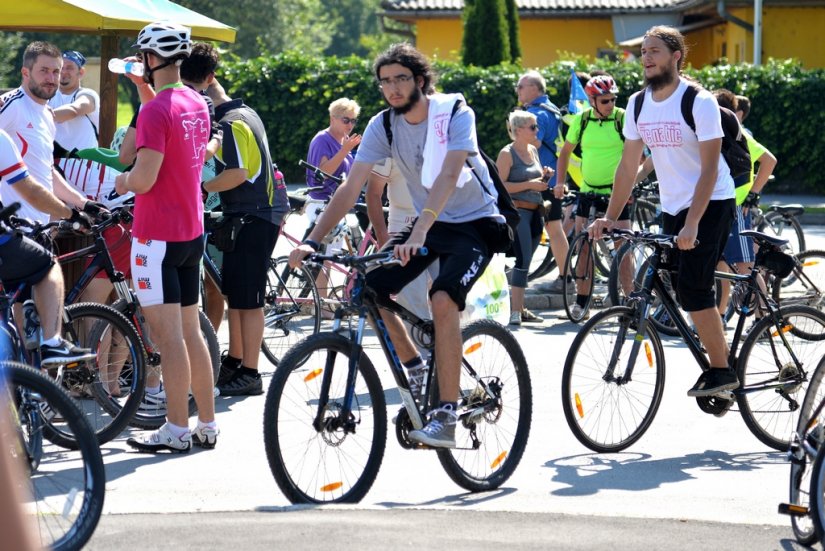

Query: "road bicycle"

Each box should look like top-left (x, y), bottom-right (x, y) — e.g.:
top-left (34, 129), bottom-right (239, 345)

top-left (262, 249), bottom-right (532, 503)
top-left (562, 228), bottom-right (825, 453)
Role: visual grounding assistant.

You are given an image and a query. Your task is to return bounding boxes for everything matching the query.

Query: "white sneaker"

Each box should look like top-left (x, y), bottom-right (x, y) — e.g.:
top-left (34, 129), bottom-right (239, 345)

top-left (138, 389), bottom-right (167, 415)
top-left (127, 423), bottom-right (191, 454)
top-left (192, 424), bottom-right (219, 449)
top-left (509, 311), bottom-right (521, 326)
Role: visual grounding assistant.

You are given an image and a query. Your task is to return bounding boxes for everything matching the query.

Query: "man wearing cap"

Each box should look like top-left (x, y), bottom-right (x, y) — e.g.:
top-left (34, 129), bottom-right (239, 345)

top-left (49, 50), bottom-right (100, 151)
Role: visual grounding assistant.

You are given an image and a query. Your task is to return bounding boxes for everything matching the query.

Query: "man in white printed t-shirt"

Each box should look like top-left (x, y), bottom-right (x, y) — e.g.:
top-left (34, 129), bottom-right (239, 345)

top-left (366, 157), bottom-right (438, 323)
top-left (590, 25), bottom-right (738, 399)
top-left (49, 50), bottom-right (100, 151)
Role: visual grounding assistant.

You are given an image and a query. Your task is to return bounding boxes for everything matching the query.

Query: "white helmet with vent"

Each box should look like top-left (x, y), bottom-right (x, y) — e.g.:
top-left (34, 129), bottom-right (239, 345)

top-left (133, 22), bottom-right (191, 58)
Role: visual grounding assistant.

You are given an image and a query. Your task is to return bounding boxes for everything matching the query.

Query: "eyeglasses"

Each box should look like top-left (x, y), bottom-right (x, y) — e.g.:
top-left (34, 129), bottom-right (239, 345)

top-left (523, 124), bottom-right (539, 131)
top-left (378, 74), bottom-right (414, 89)
top-left (599, 97), bottom-right (618, 105)
top-left (337, 116), bottom-right (358, 125)
top-left (514, 83), bottom-right (535, 92)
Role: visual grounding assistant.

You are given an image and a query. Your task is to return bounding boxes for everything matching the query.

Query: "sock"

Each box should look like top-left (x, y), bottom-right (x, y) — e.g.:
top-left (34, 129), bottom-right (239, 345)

top-left (166, 422), bottom-right (189, 439)
top-left (402, 356), bottom-right (425, 371)
top-left (197, 419), bottom-right (217, 430)
top-left (222, 354), bottom-right (241, 368)
top-left (145, 385), bottom-right (161, 395)
top-left (438, 401), bottom-right (457, 411)
top-left (41, 336), bottom-right (62, 347)
top-left (238, 365), bottom-right (259, 377)
top-left (576, 294), bottom-right (588, 308)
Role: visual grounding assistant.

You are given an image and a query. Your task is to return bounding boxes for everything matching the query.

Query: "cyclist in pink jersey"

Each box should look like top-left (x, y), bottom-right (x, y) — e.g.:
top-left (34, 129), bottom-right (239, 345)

top-left (115, 22), bottom-right (217, 454)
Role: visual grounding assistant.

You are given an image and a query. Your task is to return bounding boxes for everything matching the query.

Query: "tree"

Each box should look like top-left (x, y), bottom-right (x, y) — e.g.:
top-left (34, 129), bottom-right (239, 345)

top-left (461, 0), bottom-right (510, 67)
top-left (504, 0), bottom-right (521, 62)
top-left (320, 0), bottom-right (383, 58)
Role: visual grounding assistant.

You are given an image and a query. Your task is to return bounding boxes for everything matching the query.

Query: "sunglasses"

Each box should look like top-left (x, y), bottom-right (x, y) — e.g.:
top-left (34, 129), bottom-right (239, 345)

top-left (338, 116), bottom-right (358, 125)
top-left (525, 124), bottom-right (539, 130)
top-left (599, 97), bottom-right (618, 105)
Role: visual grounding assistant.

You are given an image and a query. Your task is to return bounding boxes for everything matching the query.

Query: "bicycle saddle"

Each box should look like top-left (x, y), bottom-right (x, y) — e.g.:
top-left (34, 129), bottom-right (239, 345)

top-left (768, 204), bottom-right (805, 217)
top-left (740, 229), bottom-right (789, 248)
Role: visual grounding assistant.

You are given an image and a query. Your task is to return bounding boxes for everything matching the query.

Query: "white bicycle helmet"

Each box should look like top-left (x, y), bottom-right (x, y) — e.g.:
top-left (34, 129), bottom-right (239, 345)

top-left (133, 22), bottom-right (191, 58)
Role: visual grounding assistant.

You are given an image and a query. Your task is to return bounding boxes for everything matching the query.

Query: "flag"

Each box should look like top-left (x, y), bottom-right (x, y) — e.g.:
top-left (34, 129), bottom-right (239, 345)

top-left (568, 68), bottom-right (589, 114)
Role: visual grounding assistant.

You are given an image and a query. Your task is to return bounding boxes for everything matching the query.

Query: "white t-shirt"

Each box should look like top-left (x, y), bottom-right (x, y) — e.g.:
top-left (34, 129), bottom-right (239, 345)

top-left (0, 88), bottom-right (56, 223)
top-left (624, 78), bottom-right (734, 215)
top-left (0, 129), bottom-right (29, 185)
top-left (371, 158), bottom-right (417, 233)
top-left (49, 87), bottom-right (100, 151)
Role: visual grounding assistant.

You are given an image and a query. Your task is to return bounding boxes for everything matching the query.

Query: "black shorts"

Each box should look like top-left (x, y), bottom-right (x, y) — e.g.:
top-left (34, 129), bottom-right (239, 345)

top-left (0, 233), bottom-right (54, 291)
top-left (576, 193), bottom-right (632, 221)
top-left (366, 220), bottom-right (491, 311)
top-left (221, 217), bottom-right (279, 309)
top-left (663, 199), bottom-right (735, 312)
top-left (131, 235), bottom-right (203, 307)
top-left (540, 189), bottom-right (563, 221)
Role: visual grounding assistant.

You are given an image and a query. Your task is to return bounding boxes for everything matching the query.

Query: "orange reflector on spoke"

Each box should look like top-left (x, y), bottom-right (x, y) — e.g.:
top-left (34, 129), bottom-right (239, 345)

top-left (803, 260), bottom-right (820, 267)
top-left (304, 368), bottom-right (323, 382)
top-left (320, 482), bottom-right (343, 492)
top-left (575, 393), bottom-right (584, 418)
top-left (490, 451), bottom-right (507, 469)
top-left (644, 341), bottom-right (653, 367)
top-left (465, 342), bottom-right (482, 355)
top-left (771, 325), bottom-right (793, 337)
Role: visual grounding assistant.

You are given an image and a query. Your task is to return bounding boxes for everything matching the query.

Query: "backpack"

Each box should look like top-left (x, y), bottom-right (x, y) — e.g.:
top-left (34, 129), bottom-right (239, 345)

top-left (530, 101), bottom-right (563, 157)
top-left (381, 99), bottom-right (520, 253)
top-left (574, 108), bottom-right (625, 144)
top-left (633, 84), bottom-right (751, 186)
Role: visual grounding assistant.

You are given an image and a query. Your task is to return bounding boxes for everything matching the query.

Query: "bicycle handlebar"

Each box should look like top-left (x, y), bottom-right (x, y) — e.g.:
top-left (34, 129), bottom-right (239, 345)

top-left (0, 202), bottom-right (21, 227)
top-left (607, 228), bottom-right (699, 248)
top-left (308, 247), bottom-right (428, 270)
top-left (299, 159), bottom-right (344, 186)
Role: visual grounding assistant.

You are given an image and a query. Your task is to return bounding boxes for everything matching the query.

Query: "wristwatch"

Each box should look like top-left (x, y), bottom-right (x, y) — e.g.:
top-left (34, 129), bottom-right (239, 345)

top-left (303, 239), bottom-right (321, 251)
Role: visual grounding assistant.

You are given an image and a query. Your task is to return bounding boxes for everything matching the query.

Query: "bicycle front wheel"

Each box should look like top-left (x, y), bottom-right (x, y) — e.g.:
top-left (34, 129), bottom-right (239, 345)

top-left (263, 332), bottom-right (387, 503)
top-left (434, 320), bottom-right (532, 492)
top-left (563, 232), bottom-right (595, 323)
top-left (261, 256), bottom-right (322, 367)
top-left (4, 361), bottom-right (105, 551)
top-left (562, 306), bottom-right (666, 452)
top-left (736, 305), bottom-right (825, 451)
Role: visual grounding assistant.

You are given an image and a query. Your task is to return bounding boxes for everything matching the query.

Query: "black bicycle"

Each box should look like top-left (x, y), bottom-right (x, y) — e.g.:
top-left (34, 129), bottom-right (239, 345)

top-left (263, 249), bottom-right (532, 503)
top-left (562, 228), bottom-right (825, 453)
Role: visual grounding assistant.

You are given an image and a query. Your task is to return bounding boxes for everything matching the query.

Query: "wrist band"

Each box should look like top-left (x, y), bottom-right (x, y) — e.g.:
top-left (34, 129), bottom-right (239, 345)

top-left (422, 208), bottom-right (439, 219)
top-left (303, 239), bottom-right (321, 251)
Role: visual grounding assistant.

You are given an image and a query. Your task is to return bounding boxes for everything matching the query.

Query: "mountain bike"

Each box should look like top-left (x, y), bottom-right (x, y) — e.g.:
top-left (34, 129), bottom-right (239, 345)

top-left (263, 249), bottom-right (532, 503)
top-left (562, 228), bottom-right (825, 453)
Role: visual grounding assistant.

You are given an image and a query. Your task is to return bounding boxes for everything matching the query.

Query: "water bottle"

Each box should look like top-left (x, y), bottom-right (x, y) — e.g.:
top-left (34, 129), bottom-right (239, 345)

top-left (108, 58), bottom-right (144, 77)
top-left (22, 299), bottom-right (41, 351)
top-left (273, 164), bottom-right (285, 189)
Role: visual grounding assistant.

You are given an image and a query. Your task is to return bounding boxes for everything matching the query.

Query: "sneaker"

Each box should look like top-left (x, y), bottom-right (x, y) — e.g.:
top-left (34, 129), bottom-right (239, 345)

top-left (509, 311), bottom-right (521, 326)
top-left (407, 364), bottom-right (427, 404)
top-left (570, 304), bottom-right (590, 321)
top-left (687, 368), bottom-right (739, 397)
top-left (138, 389), bottom-right (166, 414)
top-left (191, 424), bottom-right (219, 449)
top-left (40, 339), bottom-right (96, 367)
top-left (127, 423), bottom-right (191, 454)
top-left (408, 405), bottom-right (457, 448)
top-left (216, 353), bottom-right (241, 386)
top-left (218, 370), bottom-right (263, 396)
top-left (521, 309), bottom-right (543, 323)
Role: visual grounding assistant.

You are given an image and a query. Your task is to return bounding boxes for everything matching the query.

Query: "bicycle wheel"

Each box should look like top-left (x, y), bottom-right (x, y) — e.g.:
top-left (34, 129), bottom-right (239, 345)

top-left (4, 361), bottom-right (105, 551)
top-left (432, 319), bottom-right (532, 491)
top-left (59, 302), bottom-right (146, 446)
top-left (607, 240), bottom-right (655, 307)
top-left (562, 306), bottom-right (666, 452)
top-left (788, 354), bottom-right (825, 544)
top-left (772, 249), bottom-right (825, 310)
top-left (563, 232), bottom-right (595, 323)
top-left (760, 210), bottom-right (805, 255)
top-left (809, 439), bottom-right (825, 541)
top-left (593, 237), bottom-right (614, 279)
top-left (527, 226), bottom-right (556, 281)
top-left (263, 332), bottom-right (387, 503)
top-left (736, 305), bottom-right (825, 451)
top-left (261, 256), bottom-right (322, 367)
top-left (632, 199), bottom-right (662, 233)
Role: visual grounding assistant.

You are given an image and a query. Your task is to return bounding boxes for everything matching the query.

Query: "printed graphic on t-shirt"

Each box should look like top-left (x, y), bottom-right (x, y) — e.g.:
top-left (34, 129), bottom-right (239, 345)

top-left (182, 117), bottom-right (208, 169)
top-left (638, 121), bottom-right (684, 149)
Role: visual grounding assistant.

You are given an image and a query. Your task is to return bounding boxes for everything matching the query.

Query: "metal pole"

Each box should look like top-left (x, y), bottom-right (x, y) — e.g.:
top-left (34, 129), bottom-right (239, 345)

top-left (753, 0), bottom-right (762, 65)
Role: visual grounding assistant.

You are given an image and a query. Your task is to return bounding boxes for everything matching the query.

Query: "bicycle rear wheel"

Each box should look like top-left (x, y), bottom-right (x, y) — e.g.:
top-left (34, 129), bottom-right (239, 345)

top-left (809, 439), bottom-right (825, 541)
top-left (736, 305), bottom-right (825, 450)
top-left (433, 319), bottom-right (532, 492)
top-left (772, 249), bottom-right (825, 310)
top-left (563, 232), bottom-right (595, 323)
top-left (759, 210), bottom-right (805, 255)
top-left (527, 226), bottom-right (557, 281)
top-left (263, 332), bottom-right (386, 503)
top-left (562, 306), bottom-right (666, 452)
top-left (4, 361), bottom-right (105, 551)
top-left (261, 256), bottom-right (322, 367)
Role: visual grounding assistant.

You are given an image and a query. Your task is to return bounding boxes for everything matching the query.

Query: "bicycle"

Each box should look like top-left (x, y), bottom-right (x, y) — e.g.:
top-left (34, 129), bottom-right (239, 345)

top-left (262, 249), bottom-right (532, 503)
top-left (562, 228), bottom-right (825, 453)
top-left (744, 191), bottom-right (806, 255)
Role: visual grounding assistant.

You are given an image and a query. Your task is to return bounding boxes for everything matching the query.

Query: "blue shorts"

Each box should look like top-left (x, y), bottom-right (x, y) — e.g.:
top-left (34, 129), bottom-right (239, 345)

top-left (723, 206), bottom-right (755, 265)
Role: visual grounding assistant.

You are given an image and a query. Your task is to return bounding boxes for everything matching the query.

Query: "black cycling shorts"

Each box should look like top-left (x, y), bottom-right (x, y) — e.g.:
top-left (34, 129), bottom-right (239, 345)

top-left (366, 220), bottom-right (491, 311)
top-left (663, 198), bottom-right (735, 312)
top-left (576, 193), bottom-right (631, 221)
top-left (221, 217), bottom-right (279, 309)
top-left (131, 235), bottom-right (203, 307)
top-left (0, 233), bottom-right (54, 291)
top-left (540, 189), bottom-right (563, 221)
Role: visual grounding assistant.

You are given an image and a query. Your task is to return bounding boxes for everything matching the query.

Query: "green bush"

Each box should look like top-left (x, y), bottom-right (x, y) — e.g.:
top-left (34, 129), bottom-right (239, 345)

top-left (221, 53), bottom-right (824, 192)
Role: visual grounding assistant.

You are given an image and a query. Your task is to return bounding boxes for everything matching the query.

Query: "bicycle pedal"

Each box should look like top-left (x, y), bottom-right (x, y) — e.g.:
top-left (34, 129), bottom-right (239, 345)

top-left (778, 503), bottom-right (809, 517)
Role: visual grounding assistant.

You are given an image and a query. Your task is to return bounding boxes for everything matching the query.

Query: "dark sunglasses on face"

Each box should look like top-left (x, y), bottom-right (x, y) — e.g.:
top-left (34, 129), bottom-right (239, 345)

top-left (526, 124), bottom-right (539, 130)
top-left (338, 116), bottom-right (358, 125)
top-left (599, 97), bottom-right (617, 105)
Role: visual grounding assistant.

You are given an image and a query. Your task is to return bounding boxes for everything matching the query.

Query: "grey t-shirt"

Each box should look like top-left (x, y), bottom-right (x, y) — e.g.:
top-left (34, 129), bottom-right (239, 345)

top-left (355, 101), bottom-right (499, 223)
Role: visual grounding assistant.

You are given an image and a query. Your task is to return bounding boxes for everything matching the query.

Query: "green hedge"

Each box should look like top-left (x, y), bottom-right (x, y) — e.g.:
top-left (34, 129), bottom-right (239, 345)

top-left (221, 53), bottom-right (825, 192)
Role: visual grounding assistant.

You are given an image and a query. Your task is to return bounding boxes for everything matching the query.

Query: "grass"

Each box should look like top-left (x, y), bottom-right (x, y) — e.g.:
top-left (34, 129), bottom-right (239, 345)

top-left (117, 100), bottom-right (134, 128)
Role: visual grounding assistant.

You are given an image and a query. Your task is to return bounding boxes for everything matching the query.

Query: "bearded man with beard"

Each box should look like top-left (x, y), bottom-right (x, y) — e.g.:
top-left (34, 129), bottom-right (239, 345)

top-left (589, 25), bottom-right (738, 398)
top-left (0, 41), bottom-right (93, 224)
top-left (290, 43), bottom-right (504, 448)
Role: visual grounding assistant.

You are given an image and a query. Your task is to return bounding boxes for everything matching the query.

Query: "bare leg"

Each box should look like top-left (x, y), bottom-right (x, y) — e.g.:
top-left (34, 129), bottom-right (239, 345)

top-left (31, 265), bottom-right (64, 341)
top-left (431, 291), bottom-right (461, 402)
top-left (690, 307), bottom-right (730, 369)
top-left (546, 220), bottom-right (569, 277)
top-left (510, 285), bottom-right (525, 313)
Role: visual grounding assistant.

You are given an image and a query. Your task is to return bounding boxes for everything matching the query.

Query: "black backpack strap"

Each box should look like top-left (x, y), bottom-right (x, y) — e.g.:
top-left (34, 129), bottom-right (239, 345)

top-left (680, 84), bottom-right (699, 134)
top-left (633, 88), bottom-right (646, 125)
top-left (576, 109), bottom-right (591, 144)
top-left (382, 108), bottom-right (392, 146)
top-left (615, 109), bottom-right (625, 140)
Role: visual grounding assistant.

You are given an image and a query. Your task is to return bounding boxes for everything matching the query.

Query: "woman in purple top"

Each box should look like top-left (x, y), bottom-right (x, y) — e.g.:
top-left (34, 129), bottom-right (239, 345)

top-left (305, 97), bottom-right (361, 201)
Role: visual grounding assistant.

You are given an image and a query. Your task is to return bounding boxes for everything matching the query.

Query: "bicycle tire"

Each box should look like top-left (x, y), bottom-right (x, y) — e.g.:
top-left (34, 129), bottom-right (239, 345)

top-left (593, 237), bottom-right (614, 279)
top-left (772, 249), bottom-right (825, 310)
top-left (760, 210), bottom-right (806, 255)
top-left (736, 305), bottom-right (825, 451)
top-left (261, 256), bottom-right (322, 367)
top-left (263, 332), bottom-right (387, 503)
top-left (563, 232), bottom-right (595, 323)
top-left (787, 354), bottom-right (825, 544)
top-left (562, 306), bottom-right (666, 453)
top-left (809, 437), bottom-right (825, 542)
top-left (607, 240), bottom-right (655, 307)
top-left (56, 302), bottom-right (146, 446)
top-left (432, 319), bottom-right (532, 492)
top-left (527, 226), bottom-right (557, 281)
top-left (5, 361), bottom-right (105, 551)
